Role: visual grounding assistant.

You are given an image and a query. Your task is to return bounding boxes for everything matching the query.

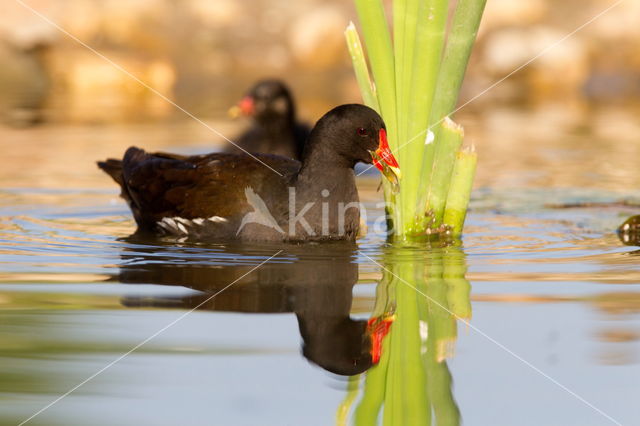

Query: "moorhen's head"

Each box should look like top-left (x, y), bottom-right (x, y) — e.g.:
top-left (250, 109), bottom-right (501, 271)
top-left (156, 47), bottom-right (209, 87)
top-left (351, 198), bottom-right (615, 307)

top-left (306, 104), bottom-right (401, 185)
top-left (298, 312), bottom-right (394, 376)
top-left (299, 316), bottom-right (373, 376)
top-left (229, 79), bottom-right (295, 124)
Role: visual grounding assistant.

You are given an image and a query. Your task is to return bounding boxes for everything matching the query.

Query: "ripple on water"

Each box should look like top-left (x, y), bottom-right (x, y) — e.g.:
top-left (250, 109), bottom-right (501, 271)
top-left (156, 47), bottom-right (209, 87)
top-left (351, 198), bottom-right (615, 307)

top-left (2, 118), bottom-right (640, 425)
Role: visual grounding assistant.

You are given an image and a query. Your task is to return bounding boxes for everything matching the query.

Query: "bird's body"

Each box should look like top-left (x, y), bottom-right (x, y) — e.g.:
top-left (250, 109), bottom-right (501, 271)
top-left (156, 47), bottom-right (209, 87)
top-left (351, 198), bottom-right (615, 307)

top-left (98, 104), bottom-right (399, 242)
top-left (100, 148), bottom-right (358, 241)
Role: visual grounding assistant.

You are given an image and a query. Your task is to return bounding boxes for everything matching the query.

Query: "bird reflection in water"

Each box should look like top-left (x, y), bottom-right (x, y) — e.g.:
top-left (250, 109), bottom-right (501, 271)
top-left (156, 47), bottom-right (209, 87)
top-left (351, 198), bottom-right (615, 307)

top-left (114, 239), bottom-right (390, 376)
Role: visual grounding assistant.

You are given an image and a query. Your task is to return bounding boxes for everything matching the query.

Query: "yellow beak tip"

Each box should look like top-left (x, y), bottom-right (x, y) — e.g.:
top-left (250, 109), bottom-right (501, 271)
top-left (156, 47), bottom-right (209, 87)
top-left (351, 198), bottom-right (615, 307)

top-left (390, 166), bottom-right (402, 180)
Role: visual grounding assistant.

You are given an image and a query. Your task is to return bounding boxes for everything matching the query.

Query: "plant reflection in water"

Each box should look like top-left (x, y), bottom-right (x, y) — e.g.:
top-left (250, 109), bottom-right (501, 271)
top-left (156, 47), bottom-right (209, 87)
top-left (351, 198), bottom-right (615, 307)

top-left (113, 237), bottom-right (471, 425)
top-left (343, 243), bottom-right (470, 426)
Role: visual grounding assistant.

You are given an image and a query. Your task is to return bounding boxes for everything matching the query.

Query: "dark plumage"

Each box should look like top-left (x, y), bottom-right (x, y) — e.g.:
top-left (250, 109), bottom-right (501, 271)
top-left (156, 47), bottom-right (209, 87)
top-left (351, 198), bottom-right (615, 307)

top-left (228, 79), bottom-right (310, 160)
top-left (98, 104), bottom-right (399, 242)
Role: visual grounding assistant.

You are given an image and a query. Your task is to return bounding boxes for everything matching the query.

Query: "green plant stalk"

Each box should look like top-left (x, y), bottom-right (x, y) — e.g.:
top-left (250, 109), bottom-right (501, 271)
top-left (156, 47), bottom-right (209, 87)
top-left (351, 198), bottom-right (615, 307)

top-left (383, 274), bottom-right (402, 426)
top-left (383, 328), bottom-right (400, 425)
top-left (431, 0), bottom-right (487, 121)
top-left (425, 118), bottom-right (464, 228)
top-left (383, 263), bottom-right (429, 426)
top-left (336, 375), bottom-right (361, 426)
top-left (354, 0), bottom-right (403, 230)
top-left (400, 0), bottom-right (448, 233)
top-left (443, 148), bottom-right (477, 235)
top-left (415, 0), bottom-right (487, 231)
top-left (371, 268), bottom-right (395, 318)
top-left (423, 251), bottom-right (457, 362)
top-left (354, 339), bottom-right (391, 426)
top-left (354, 268), bottom-right (395, 426)
top-left (424, 249), bottom-right (461, 426)
top-left (443, 246), bottom-right (472, 319)
top-left (393, 0), bottom-right (406, 133)
top-left (445, 275), bottom-right (472, 319)
top-left (427, 356), bottom-right (460, 426)
top-left (428, 274), bottom-right (457, 362)
top-left (353, 0), bottom-right (398, 148)
top-left (416, 250), bottom-right (436, 426)
top-left (394, 0), bottom-right (419, 171)
top-left (344, 23), bottom-right (380, 112)
top-left (394, 0), bottom-right (420, 238)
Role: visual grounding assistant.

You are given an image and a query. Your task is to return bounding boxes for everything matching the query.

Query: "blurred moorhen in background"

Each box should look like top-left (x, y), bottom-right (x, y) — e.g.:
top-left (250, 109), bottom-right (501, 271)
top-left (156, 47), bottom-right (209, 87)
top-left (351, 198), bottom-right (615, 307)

top-left (228, 79), bottom-right (310, 160)
top-left (98, 104), bottom-right (400, 242)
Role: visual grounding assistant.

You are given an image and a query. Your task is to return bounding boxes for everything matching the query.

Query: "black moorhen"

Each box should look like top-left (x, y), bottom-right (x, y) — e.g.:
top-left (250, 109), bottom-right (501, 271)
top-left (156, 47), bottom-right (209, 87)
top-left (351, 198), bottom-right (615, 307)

top-left (228, 79), bottom-right (310, 160)
top-left (98, 104), bottom-right (400, 242)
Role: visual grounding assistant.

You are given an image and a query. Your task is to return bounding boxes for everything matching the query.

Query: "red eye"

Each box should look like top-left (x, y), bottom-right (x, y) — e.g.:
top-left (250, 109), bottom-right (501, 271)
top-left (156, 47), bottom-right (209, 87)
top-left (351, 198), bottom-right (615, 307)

top-left (357, 127), bottom-right (368, 136)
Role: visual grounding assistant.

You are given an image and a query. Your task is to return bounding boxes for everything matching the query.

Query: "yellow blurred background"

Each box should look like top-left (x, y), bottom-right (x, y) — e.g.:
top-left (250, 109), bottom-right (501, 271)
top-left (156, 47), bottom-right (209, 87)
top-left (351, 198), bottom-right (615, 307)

top-left (0, 0), bottom-right (638, 126)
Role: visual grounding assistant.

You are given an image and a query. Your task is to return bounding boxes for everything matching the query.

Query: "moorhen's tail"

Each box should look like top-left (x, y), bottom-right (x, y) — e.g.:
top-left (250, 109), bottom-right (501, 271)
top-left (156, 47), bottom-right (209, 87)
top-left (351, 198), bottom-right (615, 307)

top-left (97, 155), bottom-right (137, 211)
top-left (98, 146), bottom-right (154, 189)
top-left (97, 158), bottom-right (125, 186)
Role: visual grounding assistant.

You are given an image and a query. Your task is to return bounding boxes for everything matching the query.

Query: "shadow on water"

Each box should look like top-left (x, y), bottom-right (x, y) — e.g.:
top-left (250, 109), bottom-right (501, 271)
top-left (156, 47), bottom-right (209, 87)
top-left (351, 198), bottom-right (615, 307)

top-left (113, 236), bottom-right (472, 425)
top-left (114, 238), bottom-right (376, 376)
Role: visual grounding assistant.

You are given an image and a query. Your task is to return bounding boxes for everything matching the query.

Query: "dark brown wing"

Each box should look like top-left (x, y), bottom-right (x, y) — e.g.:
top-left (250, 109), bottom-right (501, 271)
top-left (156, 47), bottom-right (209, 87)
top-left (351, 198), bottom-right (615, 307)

top-left (102, 146), bottom-right (299, 232)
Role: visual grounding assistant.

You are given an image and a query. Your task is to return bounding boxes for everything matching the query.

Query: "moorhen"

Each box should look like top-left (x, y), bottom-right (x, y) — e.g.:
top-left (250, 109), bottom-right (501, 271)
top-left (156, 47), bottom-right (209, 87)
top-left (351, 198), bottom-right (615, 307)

top-left (98, 104), bottom-right (400, 242)
top-left (228, 79), bottom-right (310, 160)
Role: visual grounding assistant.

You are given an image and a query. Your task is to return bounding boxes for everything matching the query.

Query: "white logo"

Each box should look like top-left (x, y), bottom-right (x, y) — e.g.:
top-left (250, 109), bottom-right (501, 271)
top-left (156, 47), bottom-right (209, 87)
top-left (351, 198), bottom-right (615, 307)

top-left (235, 186), bottom-right (391, 238)
top-left (236, 187), bottom-right (285, 235)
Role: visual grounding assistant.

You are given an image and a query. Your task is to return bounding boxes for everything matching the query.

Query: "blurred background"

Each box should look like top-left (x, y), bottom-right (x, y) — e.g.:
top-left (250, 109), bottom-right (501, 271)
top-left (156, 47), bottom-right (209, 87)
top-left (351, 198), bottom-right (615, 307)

top-left (1, 0), bottom-right (639, 126)
top-left (2, 2), bottom-right (640, 425)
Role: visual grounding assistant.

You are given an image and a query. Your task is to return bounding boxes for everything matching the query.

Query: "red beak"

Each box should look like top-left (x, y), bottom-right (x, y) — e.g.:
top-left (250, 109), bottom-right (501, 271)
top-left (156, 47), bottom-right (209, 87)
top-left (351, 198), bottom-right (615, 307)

top-left (373, 129), bottom-right (399, 171)
top-left (370, 129), bottom-right (401, 188)
top-left (238, 96), bottom-right (255, 116)
top-left (367, 314), bottom-right (394, 364)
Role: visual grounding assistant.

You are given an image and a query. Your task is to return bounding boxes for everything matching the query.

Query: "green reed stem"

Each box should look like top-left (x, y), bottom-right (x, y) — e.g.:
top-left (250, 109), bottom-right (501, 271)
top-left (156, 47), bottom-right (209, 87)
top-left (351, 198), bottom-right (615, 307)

top-left (414, 0), bottom-right (486, 234)
top-left (443, 246), bottom-right (472, 319)
top-left (424, 248), bottom-right (460, 426)
top-left (394, 0), bottom-right (419, 162)
top-left (344, 23), bottom-right (380, 112)
top-left (354, 0), bottom-right (403, 230)
top-left (400, 0), bottom-right (448, 233)
top-left (427, 357), bottom-right (460, 426)
top-left (393, 0), bottom-right (406, 131)
top-left (430, 0), bottom-right (487, 125)
top-left (350, 0), bottom-right (485, 238)
top-left (354, 268), bottom-right (395, 426)
top-left (336, 375), bottom-right (361, 426)
top-left (443, 148), bottom-right (477, 235)
top-left (425, 118), bottom-right (464, 227)
top-left (354, 329), bottom-right (390, 426)
top-left (354, 0), bottom-right (397, 150)
top-left (384, 265), bottom-right (429, 426)
top-left (394, 0), bottom-right (421, 236)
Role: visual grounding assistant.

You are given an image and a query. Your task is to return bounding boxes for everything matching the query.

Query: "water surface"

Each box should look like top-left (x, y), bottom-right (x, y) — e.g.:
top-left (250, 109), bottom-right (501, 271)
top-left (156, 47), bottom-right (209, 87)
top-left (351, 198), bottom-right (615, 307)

top-left (1, 107), bottom-right (639, 425)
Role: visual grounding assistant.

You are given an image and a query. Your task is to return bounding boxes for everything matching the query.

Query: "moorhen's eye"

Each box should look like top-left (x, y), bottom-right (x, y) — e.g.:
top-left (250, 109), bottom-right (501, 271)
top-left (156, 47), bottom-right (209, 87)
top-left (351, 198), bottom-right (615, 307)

top-left (357, 127), bottom-right (368, 136)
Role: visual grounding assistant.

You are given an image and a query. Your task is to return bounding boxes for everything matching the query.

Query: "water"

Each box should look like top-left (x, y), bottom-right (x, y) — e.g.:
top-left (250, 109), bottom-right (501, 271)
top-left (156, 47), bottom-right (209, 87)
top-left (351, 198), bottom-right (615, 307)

top-left (1, 107), bottom-right (640, 425)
